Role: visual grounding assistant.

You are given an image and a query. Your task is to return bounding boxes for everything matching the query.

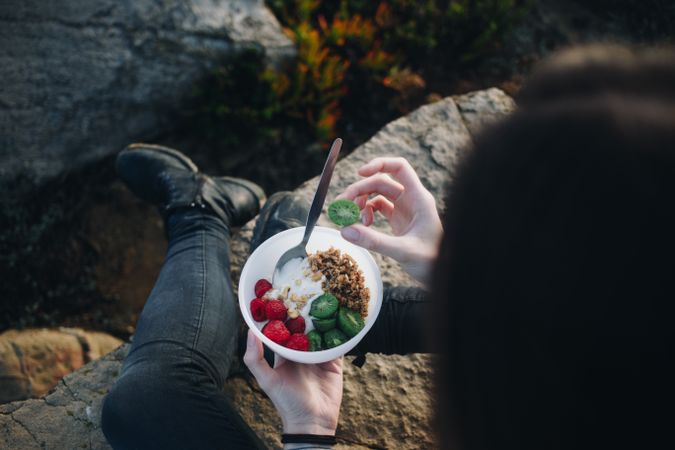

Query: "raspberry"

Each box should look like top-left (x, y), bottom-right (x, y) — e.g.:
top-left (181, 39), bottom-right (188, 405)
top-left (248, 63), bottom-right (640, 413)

top-left (286, 316), bottom-right (306, 334)
top-left (285, 333), bottom-right (309, 351)
top-left (265, 300), bottom-right (287, 321)
top-left (250, 298), bottom-right (266, 322)
top-left (254, 279), bottom-right (273, 298)
top-left (262, 320), bottom-right (291, 344)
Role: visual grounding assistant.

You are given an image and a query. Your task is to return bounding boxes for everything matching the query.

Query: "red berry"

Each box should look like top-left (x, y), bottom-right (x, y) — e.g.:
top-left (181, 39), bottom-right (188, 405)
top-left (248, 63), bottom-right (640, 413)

top-left (250, 298), bottom-right (266, 322)
top-left (255, 279), bottom-right (273, 298)
top-left (265, 300), bottom-right (287, 321)
top-left (285, 333), bottom-right (309, 351)
top-left (286, 316), bottom-right (306, 334)
top-left (262, 320), bottom-right (291, 344)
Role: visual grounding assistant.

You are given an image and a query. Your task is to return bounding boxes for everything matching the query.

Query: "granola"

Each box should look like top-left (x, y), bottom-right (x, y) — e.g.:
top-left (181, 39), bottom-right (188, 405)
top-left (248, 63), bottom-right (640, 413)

top-left (308, 247), bottom-right (370, 317)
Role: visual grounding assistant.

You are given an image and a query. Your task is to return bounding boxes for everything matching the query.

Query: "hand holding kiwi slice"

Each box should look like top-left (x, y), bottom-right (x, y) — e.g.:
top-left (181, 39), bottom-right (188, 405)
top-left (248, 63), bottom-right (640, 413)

top-left (327, 199), bottom-right (360, 226)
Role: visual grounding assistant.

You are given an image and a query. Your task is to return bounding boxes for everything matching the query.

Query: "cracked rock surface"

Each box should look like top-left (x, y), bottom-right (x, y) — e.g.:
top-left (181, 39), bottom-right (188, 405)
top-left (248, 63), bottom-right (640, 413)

top-left (0, 88), bottom-right (514, 449)
top-left (0, 328), bottom-right (122, 404)
top-left (0, 0), bottom-right (294, 185)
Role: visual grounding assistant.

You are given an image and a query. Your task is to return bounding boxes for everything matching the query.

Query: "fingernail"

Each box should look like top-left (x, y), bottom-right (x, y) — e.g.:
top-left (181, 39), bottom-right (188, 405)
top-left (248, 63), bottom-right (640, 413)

top-left (342, 227), bottom-right (359, 241)
top-left (247, 329), bottom-right (255, 347)
top-left (361, 212), bottom-right (367, 225)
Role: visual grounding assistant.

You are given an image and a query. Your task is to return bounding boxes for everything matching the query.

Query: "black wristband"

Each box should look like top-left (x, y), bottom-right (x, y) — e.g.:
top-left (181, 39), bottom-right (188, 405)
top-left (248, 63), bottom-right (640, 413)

top-left (281, 434), bottom-right (337, 445)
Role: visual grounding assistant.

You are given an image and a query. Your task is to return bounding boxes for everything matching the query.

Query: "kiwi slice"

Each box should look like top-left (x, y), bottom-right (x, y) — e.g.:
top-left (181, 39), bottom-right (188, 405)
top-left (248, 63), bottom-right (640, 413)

top-left (310, 293), bottom-right (339, 319)
top-left (327, 199), bottom-right (360, 226)
top-left (307, 330), bottom-right (323, 352)
top-left (324, 329), bottom-right (348, 348)
top-left (312, 317), bottom-right (337, 332)
top-left (337, 307), bottom-right (365, 338)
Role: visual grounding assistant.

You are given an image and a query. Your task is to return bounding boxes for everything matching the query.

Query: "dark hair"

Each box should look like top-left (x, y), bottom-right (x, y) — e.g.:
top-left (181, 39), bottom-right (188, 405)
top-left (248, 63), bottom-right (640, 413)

top-left (433, 46), bottom-right (675, 450)
top-left (518, 45), bottom-right (675, 106)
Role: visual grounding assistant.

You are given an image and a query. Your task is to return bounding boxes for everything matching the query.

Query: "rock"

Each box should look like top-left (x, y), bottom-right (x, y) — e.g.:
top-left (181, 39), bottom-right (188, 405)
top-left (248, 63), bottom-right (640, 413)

top-left (454, 87), bottom-right (517, 136)
top-left (0, 328), bottom-right (122, 404)
top-left (0, 0), bottom-right (294, 187)
top-left (0, 345), bottom-right (128, 450)
top-left (0, 89), bottom-right (513, 450)
top-left (225, 354), bottom-right (437, 449)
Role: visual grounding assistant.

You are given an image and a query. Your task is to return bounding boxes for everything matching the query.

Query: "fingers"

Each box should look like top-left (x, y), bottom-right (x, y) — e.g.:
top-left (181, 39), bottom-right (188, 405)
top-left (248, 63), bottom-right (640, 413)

top-left (338, 174), bottom-right (404, 203)
top-left (358, 157), bottom-right (423, 189)
top-left (361, 204), bottom-right (374, 226)
top-left (361, 195), bottom-right (394, 226)
top-left (367, 195), bottom-right (395, 221)
top-left (243, 330), bottom-right (276, 387)
top-left (355, 194), bottom-right (368, 210)
top-left (340, 224), bottom-right (409, 262)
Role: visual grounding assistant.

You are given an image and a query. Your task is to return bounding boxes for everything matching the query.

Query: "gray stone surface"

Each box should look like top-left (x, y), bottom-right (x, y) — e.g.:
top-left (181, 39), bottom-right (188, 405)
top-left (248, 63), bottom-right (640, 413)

top-left (0, 345), bottom-right (128, 450)
top-left (454, 87), bottom-right (517, 136)
top-left (0, 89), bottom-right (513, 449)
top-left (0, 0), bottom-right (294, 185)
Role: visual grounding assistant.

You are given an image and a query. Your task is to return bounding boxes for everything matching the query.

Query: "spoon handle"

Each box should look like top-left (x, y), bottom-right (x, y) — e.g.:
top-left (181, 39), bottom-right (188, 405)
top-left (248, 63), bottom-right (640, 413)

top-left (301, 138), bottom-right (342, 246)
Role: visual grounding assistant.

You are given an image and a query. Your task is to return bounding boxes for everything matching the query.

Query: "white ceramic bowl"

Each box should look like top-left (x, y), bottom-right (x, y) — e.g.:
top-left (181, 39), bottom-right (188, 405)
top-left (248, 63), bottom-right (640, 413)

top-left (238, 226), bottom-right (383, 364)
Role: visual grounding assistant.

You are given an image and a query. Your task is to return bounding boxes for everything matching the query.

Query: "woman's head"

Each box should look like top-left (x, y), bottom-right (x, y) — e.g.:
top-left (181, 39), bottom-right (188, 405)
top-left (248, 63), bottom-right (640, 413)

top-left (433, 46), bottom-right (675, 450)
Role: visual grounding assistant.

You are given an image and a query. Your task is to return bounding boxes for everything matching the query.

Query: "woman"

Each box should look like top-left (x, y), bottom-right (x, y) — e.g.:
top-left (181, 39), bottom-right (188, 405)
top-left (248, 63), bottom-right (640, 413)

top-left (102, 45), bottom-right (675, 449)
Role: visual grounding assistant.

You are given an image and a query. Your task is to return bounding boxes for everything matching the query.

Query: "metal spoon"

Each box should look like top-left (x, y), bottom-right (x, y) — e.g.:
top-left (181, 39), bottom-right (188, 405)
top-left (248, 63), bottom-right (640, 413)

top-left (273, 138), bottom-right (342, 281)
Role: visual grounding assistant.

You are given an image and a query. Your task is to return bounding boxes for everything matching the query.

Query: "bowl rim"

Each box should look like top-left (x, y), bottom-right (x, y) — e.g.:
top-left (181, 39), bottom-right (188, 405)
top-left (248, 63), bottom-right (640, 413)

top-left (238, 226), bottom-right (383, 364)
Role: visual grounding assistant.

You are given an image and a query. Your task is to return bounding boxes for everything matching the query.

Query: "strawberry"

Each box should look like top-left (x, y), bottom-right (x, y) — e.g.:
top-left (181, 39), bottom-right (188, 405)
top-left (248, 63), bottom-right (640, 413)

top-left (254, 279), bottom-right (273, 298)
top-left (265, 300), bottom-right (287, 321)
top-left (285, 333), bottom-right (309, 351)
top-left (262, 320), bottom-right (291, 344)
top-left (286, 316), bottom-right (306, 334)
top-left (250, 298), bottom-right (266, 322)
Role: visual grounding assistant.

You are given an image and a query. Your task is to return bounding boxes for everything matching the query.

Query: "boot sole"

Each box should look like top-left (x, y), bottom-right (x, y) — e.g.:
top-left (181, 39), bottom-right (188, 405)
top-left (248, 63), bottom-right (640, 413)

top-left (124, 143), bottom-right (199, 173)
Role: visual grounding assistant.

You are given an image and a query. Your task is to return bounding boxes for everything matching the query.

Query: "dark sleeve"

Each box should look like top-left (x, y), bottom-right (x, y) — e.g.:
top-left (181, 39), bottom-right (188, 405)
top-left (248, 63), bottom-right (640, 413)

top-left (349, 285), bottom-right (433, 356)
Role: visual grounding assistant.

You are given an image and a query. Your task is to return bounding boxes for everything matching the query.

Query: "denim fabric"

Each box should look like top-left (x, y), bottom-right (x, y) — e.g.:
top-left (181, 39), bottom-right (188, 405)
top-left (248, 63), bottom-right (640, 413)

top-left (101, 208), bottom-right (432, 450)
top-left (101, 209), bottom-right (266, 449)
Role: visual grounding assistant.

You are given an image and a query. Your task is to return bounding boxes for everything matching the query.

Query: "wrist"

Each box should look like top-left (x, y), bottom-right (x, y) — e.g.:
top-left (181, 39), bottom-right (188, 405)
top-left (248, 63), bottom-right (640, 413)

top-left (282, 420), bottom-right (336, 435)
top-left (404, 239), bottom-right (440, 286)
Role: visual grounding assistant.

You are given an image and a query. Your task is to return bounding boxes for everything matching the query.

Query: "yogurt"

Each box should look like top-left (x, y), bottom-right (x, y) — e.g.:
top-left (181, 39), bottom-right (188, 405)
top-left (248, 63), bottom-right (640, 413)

top-left (263, 257), bottom-right (325, 332)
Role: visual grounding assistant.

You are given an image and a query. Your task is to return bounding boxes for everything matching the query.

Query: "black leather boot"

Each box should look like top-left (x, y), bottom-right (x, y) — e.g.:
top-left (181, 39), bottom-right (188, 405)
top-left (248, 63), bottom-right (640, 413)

top-left (250, 191), bottom-right (309, 251)
top-left (116, 143), bottom-right (265, 227)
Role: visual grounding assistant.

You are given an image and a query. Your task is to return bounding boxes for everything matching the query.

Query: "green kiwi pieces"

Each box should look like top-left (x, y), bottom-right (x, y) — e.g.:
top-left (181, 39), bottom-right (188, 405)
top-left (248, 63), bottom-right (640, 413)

top-left (310, 293), bottom-right (339, 319)
top-left (327, 199), bottom-right (360, 227)
top-left (307, 330), bottom-right (323, 352)
top-left (337, 307), bottom-right (365, 338)
top-left (324, 329), bottom-right (348, 348)
top-left (312, 317), bottom-right (337, 332)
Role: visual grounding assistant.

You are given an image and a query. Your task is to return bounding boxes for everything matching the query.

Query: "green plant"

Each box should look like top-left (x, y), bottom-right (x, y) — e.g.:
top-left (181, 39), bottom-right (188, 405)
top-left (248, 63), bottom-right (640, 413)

top-left (191, 0), bottom-right (531, 156)
top-left (268, 0), bottom-right (394, 142)
top-left (376, 0), bottom-right (530, 66)
top-left (264, 0), bottom-right (530, 142)
top-left (187, 49), bottom-right (282, 149)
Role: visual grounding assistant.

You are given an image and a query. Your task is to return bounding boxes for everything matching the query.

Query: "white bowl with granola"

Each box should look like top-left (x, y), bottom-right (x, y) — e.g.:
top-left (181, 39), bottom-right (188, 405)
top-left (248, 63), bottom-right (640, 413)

top-left (238, 226), bottom-right (383, 364)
